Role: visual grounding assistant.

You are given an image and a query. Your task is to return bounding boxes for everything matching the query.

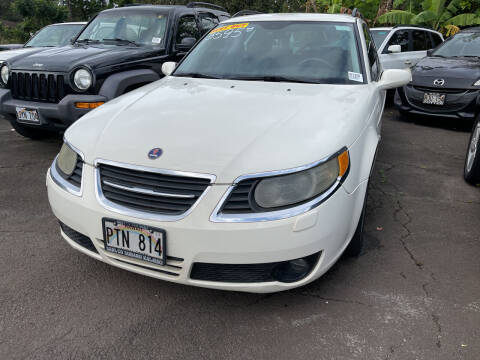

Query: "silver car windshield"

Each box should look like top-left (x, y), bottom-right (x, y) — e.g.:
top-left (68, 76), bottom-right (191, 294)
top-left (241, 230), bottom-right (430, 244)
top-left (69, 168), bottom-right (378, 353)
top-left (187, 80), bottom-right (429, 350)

top-left (174, 21), bottom-right (364, 84)
top-left (25, 24), bottom-right (84, 47)
top-left (433, 32), bottom-right (480, 57)
top-left (77, 11), bottom-right (168, 47)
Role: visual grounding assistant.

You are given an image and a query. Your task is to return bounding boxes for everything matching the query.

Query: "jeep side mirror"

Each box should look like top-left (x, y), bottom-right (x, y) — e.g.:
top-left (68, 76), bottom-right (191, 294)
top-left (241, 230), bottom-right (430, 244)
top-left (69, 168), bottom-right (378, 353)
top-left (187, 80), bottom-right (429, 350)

top-left (177, 37), bottom-right (196, 51)
top-left (387, 45), bottom-right (402, 54)
top-left (378, 69), bottom-right (412, 90)
top-left (162, 62), bottom-right (177, 76)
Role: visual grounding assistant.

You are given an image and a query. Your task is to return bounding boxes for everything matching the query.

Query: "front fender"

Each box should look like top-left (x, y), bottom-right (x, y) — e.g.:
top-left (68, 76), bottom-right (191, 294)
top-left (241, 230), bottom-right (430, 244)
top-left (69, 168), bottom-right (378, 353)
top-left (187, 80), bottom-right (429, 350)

top-left (99, 69), bottom-right (160, 100)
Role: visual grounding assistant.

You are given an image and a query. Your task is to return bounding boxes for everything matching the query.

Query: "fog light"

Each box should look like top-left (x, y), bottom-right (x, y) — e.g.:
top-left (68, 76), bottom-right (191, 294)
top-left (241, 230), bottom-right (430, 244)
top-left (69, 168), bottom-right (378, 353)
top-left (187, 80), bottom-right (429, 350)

top-left (272, 257), bottom-right (313, 283)
top-left (75, 102), bottom-right (104, 109)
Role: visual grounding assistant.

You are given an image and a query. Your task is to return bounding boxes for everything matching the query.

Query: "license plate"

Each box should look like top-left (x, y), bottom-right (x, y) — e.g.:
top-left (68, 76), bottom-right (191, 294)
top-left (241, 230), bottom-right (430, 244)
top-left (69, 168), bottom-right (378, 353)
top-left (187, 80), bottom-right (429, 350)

top-left (102, 219), bottom-right (167, 266)
top-left (423, 93), bottom-right (445, 106)
top-left (16, 107), bottom-right (40, 124)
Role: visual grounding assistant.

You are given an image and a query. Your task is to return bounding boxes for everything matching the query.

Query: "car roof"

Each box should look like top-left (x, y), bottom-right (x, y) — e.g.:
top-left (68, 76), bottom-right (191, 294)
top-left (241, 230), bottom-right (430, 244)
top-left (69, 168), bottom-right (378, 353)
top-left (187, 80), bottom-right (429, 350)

top-left (101, 4), bottom-right (228, 15)
top-left (222, 13), bottom-right (356, 23)
top-left (371, 27), bottom-right (392, 31)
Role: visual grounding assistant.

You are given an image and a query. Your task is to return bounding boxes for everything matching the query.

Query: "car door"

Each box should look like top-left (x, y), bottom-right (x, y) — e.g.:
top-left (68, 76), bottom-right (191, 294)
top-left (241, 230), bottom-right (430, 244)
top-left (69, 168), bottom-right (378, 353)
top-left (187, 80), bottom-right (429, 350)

top-left (379, 29), bottom-right (411, 70)
top-left (407, 29), bottom-right (431, 67)
top-left (174, 14), bottom-right (200, 62)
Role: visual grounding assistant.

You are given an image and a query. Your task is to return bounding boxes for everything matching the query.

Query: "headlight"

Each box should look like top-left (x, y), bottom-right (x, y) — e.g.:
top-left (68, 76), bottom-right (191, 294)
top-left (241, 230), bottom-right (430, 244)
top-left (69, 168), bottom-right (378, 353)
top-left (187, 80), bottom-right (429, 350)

top-left (474, 79), bottom-right (480, 86)
top-left (73, 68), bottom-right (92, 91)
top-left (0, 64), bottom-right (9, 85)
top-left (253, 150), bottom-right (349, 209)
top-left (56, 143), bottom-right (78, 176)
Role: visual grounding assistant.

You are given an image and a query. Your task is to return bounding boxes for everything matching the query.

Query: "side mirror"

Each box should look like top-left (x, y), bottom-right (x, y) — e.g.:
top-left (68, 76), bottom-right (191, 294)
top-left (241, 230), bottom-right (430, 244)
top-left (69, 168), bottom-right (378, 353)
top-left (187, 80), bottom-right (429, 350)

top-left (177, 37), bottom-right (196, 51)
top-left (161, 62), bottom-right (177, 76)
top-left (378, 69), bottom-right (412, 90)
top-left (387, 44), bottom-right (402, 54)
top-left (70, 37), bottom-right (76, 45)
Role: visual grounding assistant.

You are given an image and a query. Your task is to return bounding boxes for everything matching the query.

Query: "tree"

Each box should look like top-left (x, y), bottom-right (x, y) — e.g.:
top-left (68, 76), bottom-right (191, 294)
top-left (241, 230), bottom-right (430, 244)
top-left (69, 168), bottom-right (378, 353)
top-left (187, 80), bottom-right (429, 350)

top-left (374, 0), bottom-right (393, 24)
top-left (378, 0), bottom-right (480, 34)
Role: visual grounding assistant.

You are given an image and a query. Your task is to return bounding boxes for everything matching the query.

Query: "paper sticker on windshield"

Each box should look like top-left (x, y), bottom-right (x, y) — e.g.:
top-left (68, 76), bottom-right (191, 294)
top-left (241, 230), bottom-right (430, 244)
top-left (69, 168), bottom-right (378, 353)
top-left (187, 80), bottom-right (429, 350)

top-left (210, 23), bottom-right (249, 34)
top-left (348, 72), bottom-right (364, 83)
top-left (152, 37), bottom-right (162, 44)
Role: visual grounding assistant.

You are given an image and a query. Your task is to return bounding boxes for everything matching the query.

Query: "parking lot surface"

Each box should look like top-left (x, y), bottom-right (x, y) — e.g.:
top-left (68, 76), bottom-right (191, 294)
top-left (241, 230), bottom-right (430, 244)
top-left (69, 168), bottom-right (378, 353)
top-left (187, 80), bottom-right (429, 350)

top-left (1, 109), bottom-right (479, 360)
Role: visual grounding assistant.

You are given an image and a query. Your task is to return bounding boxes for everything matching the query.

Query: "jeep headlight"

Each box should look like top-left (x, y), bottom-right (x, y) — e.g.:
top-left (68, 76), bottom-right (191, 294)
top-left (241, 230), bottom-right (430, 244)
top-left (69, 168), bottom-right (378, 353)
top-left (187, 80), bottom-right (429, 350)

top-left (253, 150), bottom-right (350, 209)
top-left (56, 143), bottom-right (78, 176)
top-left (0, 64), bottom-right (9, 85)
top-left (73, 68), bottom-right (92, 91)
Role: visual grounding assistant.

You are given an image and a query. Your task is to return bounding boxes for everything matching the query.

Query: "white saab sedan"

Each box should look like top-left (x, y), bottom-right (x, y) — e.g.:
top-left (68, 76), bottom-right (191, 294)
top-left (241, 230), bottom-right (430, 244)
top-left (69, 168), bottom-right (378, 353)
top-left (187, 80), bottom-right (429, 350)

top-left (47, 13), bottom-right (410, 293)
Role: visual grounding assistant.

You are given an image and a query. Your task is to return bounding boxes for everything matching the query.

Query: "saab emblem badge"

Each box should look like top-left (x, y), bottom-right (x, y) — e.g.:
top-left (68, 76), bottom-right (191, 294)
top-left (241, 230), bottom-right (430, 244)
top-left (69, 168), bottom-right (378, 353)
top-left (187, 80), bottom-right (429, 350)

top-left (148, 148), bottom-right (163, 159)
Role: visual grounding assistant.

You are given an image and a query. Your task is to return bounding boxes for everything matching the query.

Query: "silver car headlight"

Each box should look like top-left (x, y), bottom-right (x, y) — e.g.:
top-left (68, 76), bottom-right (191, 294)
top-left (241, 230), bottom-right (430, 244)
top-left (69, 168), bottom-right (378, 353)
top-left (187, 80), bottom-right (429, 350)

top-left (73, 68), bottom-right (92, 91)
top-left (254, 150), bottom-right (350, 209)
top-left (57, 143), bottom-right (78, 176)
top-left (0, 64), bottom-right (9, 85)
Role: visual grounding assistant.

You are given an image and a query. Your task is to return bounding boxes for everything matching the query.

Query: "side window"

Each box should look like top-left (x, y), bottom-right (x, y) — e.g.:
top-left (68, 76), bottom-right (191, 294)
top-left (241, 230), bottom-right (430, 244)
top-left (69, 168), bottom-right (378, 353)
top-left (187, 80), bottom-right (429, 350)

top-left (198, 12), bottom-right (219, 34)
top-left (363, 24), bottom-right (380, 81)
top-left (176, 15), bottom-right (199, 44)
top-left (385, 30), bottom-right (409, 53)
top-left (412, 30), bottom-right (428, 51)
top-left (430, 32), bottom-right (443, 48)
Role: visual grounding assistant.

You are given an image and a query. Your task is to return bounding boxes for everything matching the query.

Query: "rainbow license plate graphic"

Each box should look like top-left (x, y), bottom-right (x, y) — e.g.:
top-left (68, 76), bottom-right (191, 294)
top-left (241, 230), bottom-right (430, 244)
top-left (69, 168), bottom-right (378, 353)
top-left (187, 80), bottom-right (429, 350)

top-left (102, 219), bottom-right (166, 266)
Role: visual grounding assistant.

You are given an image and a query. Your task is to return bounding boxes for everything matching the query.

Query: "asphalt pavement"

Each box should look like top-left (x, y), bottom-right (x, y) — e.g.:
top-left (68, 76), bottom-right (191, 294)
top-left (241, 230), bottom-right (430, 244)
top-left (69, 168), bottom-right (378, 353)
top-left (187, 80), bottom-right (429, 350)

top-left (0, 108), bottom-right (479, 360)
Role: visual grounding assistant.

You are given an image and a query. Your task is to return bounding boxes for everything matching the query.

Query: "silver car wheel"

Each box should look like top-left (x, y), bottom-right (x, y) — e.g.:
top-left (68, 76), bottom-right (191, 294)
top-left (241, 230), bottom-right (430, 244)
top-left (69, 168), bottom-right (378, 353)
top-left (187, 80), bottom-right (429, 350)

top-left (466, 122), bottom-right (480, 173)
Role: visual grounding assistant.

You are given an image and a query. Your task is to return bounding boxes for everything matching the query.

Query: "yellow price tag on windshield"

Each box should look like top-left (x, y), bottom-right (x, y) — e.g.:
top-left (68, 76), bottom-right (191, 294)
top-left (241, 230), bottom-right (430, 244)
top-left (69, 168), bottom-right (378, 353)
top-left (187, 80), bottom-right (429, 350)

top-left (210, 23), bottom-right (249, 34)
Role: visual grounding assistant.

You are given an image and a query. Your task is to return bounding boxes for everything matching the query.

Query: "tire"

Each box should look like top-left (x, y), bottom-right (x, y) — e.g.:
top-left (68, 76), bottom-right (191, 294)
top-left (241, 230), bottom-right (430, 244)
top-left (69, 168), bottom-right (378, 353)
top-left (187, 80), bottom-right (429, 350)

top-left (8, 117), bottom-right (52, 140)
top-left (344, 186), bottom-right (368, 257)
top-left (464, 116), bottom-right (480, 185)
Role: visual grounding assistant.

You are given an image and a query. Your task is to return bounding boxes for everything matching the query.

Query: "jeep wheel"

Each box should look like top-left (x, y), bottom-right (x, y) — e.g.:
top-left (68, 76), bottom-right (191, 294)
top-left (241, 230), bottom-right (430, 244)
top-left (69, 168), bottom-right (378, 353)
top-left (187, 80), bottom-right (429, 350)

top-left (464, 116), bottom-right (480, 185)
top-left (8, 117), bottom-right (52, 140)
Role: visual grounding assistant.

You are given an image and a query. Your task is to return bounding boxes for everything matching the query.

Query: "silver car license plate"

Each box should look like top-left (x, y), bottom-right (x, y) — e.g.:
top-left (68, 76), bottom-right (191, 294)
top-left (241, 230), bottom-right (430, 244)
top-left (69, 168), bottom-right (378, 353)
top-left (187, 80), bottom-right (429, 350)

top-left (423, 93), bottom-right (445, 106)
top-left (16, 107), bottom-right (40, 124)
top-left (102, 219), bottom-right (167, 266)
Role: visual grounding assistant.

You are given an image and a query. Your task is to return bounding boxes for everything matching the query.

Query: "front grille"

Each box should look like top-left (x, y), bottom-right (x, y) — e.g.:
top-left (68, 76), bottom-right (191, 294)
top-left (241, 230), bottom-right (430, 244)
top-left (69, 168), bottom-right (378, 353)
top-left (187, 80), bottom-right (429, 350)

top-left (60, 222), bottom-right (97, 253)
top-left (10, 71), bottom-right (67, 103)
top-left (98, 163), bottom-right (212, 216)
top-left (56, 156), bottom-right (83, 189)
top-left (190, 253), bottom-right (320, 283)
top-left (221, 179), bottom-right (257, 214)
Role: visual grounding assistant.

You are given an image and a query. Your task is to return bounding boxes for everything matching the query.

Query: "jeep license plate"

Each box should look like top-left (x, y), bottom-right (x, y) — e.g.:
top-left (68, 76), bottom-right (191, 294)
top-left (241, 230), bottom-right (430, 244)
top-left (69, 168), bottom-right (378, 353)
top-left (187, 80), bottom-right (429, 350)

top-left (423, 93), bottom-right (445, 106)
top-left (16, 107), bottom-right (40, 124)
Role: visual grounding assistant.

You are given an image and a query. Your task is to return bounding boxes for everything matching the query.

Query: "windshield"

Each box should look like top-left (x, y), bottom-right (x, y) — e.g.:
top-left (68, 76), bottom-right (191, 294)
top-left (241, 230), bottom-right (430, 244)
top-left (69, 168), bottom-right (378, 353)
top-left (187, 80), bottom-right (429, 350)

top-left (77, 11), bottom-right (168, 47)
top-left (174, 21), bottom-right (364, 84)
top-left (433, 32), bottom-right (480, 57)
top-left (370, 29), bottom-right (390, 48)
top-left (25, 24), bottom-right (84, 47)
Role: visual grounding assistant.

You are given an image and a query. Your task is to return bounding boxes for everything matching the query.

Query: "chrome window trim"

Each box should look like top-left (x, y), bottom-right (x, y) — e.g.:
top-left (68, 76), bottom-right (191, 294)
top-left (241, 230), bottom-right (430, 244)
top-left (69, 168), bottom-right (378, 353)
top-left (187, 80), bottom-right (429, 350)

top-left (94, 159), bottom-right (216, 222)
top-left (210, 147), bottom-right (349, 223)
top-left (49, 140), bottom-right (84, 197)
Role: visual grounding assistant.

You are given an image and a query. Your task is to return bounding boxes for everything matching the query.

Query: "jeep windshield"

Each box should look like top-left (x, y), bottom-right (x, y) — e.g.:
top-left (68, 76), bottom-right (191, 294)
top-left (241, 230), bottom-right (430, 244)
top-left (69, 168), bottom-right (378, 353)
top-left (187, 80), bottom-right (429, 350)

top-left (76, 11), bottom-right (168, 47)
top-left (433, 32), bottom-right (480, 57)
top-left (174, 21), bottom-right (364, 85)
top-left (25, 24), bottom-right (84, 47)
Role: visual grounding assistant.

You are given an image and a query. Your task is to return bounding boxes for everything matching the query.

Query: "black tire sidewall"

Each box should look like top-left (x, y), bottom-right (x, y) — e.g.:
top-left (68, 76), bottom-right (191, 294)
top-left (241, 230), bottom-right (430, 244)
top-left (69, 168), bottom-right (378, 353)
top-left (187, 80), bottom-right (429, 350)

top-left (464, 116), bottom-right (480, 185)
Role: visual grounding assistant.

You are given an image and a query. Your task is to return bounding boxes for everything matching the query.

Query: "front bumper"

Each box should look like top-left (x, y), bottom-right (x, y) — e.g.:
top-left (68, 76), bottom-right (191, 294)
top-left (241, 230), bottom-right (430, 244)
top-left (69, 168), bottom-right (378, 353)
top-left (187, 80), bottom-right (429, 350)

top-left (46, 163), bottom-right (367, 293)
top-left (395, 85), bottom-right (479, 119)
top-left (0, 88), bottom-right (106, 131)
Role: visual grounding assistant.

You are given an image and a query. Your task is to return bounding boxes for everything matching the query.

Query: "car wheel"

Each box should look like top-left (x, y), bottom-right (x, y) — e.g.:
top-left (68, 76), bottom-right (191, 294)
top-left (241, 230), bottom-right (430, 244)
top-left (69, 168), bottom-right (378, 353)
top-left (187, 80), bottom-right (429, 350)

top-left (344, 185), bottom-right (368, 257)
top-left (8, 117), bottom-right (52, 140)
top-left (464, 116), bottom-right (480, 185)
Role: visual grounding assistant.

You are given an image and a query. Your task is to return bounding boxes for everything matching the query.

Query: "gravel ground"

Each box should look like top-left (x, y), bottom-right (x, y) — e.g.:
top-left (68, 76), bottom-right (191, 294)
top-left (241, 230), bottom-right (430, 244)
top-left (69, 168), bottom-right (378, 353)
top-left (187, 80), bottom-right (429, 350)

top-left (0, 108), bottom-right (479, 360)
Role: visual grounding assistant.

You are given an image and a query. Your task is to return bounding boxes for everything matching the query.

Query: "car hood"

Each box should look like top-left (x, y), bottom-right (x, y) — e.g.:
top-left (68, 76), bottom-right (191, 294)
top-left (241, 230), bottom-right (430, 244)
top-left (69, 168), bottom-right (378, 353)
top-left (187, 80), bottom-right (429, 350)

top-left (412, 56), bottom-right (480, 89)
top-left (10, 44), bottom-right (162, 72)
top-left (0, 48), bottom-right (42, 63)
top-left (66, 77), bottom-right (374, 184)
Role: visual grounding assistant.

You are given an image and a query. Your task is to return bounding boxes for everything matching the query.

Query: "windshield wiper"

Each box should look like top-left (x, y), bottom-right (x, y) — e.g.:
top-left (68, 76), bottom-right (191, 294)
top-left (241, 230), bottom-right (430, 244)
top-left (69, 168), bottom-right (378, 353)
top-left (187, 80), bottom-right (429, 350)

top-left (228, 75), bottom-right (320, 84)
top-left (174, 72), bottom-right (221, 79)
top-left (75, 39), bottom-right (100, 45)
top-left (102, 38), bottom-right (139, 46)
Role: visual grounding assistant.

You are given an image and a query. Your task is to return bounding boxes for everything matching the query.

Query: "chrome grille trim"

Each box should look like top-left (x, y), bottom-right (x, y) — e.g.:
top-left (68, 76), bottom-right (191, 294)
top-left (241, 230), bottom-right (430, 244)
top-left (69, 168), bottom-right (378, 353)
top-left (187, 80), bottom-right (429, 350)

top-left (95, 159), bottom-right (216, 222)
top-left (102, 180), bottom-right (197, 199)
